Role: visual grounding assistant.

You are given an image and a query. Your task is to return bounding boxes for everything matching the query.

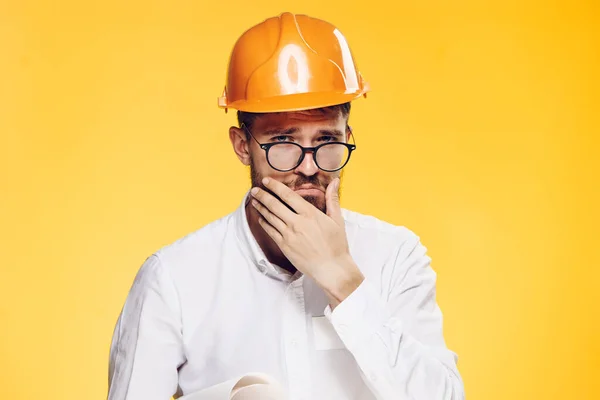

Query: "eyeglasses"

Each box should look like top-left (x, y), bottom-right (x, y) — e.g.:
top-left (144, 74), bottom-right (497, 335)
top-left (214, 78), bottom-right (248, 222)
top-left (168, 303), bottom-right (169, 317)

top-left (241, 123), bottom-right (357, 172)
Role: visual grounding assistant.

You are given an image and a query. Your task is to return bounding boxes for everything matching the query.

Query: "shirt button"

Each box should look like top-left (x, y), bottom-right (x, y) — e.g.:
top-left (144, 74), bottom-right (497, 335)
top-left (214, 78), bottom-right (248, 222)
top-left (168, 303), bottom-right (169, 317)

top-left (290, 339), bottom-right (298, 347)
top-left (369, 373), bottom-right (378, 382)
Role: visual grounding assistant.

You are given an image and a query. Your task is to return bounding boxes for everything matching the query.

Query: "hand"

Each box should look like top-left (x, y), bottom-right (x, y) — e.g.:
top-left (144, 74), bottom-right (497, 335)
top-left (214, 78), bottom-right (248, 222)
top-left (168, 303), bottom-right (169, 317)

top-left (250, 177), bottom-right (364, 307)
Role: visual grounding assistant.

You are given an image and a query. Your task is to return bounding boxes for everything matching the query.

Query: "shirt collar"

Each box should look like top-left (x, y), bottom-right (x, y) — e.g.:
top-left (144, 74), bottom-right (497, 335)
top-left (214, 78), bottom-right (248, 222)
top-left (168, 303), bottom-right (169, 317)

top-left (234, 190), bottom-right (301, 283)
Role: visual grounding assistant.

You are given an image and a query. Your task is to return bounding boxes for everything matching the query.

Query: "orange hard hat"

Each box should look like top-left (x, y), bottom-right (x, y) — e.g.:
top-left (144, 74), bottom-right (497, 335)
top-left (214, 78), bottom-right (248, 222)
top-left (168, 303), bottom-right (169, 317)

top-left (218, 12), bottom-right (370, 113)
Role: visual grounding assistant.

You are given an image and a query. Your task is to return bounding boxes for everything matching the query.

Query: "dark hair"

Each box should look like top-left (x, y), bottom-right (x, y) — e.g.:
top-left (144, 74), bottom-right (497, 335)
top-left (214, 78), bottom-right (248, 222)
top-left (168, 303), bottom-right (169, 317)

top-left (237, 102), bottom-right (351, 136)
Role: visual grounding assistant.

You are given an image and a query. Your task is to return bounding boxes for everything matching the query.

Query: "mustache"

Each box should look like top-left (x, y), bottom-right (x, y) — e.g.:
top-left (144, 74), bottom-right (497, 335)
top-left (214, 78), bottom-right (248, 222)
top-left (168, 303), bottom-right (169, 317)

top-left (283, 175), bottom-right (328, 191)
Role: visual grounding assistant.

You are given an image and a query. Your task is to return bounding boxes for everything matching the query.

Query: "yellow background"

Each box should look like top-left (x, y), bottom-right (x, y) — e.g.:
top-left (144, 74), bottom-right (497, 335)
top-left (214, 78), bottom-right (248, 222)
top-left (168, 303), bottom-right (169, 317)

top-left (1, 0), bottom-right (598, 399)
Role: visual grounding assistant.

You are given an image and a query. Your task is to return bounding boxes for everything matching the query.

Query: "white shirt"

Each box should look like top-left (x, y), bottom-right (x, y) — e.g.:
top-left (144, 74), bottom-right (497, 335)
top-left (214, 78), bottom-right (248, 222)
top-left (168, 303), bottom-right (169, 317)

top-left (107, 192), bottom-right (465, 400)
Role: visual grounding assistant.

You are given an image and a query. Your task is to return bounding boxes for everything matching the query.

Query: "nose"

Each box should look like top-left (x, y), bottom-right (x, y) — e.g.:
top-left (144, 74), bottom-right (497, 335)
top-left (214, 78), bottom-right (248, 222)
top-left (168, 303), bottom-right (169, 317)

top-left (294, 150), bottom-right (319, 176)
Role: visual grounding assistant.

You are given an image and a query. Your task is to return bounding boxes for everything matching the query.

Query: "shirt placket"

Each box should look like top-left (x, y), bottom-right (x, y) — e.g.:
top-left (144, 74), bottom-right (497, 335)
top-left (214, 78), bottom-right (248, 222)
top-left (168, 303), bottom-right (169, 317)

top-left (282, 277), bottom-right (311, 400)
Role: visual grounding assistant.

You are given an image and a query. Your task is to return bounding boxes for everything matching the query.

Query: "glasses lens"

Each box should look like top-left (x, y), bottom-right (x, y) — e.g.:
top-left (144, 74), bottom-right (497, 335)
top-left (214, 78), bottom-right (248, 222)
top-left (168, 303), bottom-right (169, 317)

top-left (316, 144), bottom-right (350, 171)
top-left (267, 143), bottom-right (303, 170)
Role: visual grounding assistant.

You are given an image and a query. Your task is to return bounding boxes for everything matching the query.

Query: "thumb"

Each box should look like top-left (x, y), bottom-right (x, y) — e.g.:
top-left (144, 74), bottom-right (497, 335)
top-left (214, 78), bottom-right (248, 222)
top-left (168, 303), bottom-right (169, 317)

top-left (326, 178), bottom-right (343, 224)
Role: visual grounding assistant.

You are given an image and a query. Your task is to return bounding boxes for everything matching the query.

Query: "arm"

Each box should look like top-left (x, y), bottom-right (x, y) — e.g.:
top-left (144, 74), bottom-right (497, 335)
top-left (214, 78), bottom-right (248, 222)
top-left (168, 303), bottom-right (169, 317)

top-left (108, 255), bottom-right (185, 400)
top-left (324, 235), bottom-right (465, 400)
top-left (247, 179), bottom-right (464, 398)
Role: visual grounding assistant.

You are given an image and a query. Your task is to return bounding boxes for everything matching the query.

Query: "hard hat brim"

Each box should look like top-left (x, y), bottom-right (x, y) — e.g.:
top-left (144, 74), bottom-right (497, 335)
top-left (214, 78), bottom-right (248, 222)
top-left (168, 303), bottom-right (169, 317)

top-left (219, 90), bottom-right (367, 113)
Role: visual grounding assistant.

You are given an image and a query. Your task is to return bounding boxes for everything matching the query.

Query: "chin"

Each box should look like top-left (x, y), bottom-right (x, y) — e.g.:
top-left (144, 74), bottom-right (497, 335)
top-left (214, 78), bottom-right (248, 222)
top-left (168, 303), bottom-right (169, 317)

top-left (302, 195), bottom-right (326, 213)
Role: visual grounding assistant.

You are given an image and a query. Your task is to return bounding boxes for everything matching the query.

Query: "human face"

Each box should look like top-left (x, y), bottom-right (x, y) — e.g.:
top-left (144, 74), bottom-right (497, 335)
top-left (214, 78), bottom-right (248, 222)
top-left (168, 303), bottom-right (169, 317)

top-left (231, 109), bottom-right (350, 213)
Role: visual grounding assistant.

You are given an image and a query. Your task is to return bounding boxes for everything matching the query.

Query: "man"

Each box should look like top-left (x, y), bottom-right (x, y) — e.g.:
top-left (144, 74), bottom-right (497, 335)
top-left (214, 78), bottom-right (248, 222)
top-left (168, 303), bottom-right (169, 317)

top-left (107, 12), bottom-right (465, 400)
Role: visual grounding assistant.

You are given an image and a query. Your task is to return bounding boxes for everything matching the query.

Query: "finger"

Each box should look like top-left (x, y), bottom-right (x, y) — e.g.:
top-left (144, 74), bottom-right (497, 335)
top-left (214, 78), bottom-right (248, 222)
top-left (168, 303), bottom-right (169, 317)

top-left (250, 185), bottom-right (297, 223)
top-left (326, 178), bottom-right (344, 225)
top-left (261, 177), bottom-right (311, 215)
top-left (257, 215), bottom-right (283, 244)
top-left (251, 199), bottom-right (287, 233)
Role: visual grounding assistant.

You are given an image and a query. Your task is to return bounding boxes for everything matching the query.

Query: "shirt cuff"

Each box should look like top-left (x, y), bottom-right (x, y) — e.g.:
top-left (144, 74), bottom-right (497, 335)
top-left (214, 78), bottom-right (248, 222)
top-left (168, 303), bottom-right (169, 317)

top-left (323, 278), bottom-right (389, 351)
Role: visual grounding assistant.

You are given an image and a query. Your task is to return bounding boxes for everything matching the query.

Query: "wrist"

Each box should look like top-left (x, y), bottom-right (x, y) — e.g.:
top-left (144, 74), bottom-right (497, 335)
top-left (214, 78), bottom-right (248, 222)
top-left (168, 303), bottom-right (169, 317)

top-left (322, 256), bottom-right (364, 310)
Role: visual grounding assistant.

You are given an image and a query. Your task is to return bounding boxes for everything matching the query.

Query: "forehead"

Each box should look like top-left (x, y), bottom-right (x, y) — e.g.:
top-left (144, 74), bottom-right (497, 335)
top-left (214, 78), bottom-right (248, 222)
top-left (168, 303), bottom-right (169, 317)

top-left (251, 108), bottom-right (346, 133)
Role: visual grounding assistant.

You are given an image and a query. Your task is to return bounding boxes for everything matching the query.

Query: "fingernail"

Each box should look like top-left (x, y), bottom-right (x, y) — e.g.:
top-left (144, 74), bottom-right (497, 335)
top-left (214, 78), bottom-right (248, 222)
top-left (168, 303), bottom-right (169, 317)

top-left (251, 187), bottom-right (258, 195)
top-left (262, 177), bottom-right (270, 185)
top-left (251, 199), bottom-right (258, 207)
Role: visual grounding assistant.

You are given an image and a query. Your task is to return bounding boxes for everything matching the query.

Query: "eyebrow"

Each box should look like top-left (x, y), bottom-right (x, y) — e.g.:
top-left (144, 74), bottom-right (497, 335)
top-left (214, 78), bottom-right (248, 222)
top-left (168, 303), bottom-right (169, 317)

top-left (261, 128), bottom-right (345, 137)
top-left (262, 127), bottom-right (299, 136)
top-left (317, 129), bottom-right (345, 137)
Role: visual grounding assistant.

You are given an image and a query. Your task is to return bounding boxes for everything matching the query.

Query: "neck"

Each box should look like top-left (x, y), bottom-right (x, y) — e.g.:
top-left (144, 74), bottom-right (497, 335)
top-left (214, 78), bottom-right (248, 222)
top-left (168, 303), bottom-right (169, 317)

top-left (245, 201), bottom-right (297, 275)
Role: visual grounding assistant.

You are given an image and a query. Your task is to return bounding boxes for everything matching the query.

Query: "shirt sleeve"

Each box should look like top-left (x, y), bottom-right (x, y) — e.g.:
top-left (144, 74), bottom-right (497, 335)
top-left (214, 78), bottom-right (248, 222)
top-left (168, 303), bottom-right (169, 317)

top-left (324, 233), bottom-right (465, 400)
top-left (108, 254), bottom-right (186, 400)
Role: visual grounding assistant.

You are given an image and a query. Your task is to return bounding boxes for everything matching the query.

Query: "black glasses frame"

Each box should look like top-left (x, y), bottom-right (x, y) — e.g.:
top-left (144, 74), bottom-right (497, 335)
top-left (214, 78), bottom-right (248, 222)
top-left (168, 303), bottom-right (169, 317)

top-left (241, 123), bottom-right (357, 172)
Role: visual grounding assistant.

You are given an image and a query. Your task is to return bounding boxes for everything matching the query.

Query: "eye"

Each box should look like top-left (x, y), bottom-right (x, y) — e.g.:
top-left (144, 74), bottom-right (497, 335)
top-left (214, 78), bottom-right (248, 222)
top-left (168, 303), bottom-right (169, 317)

top-left (317, 135), bottom-right (337, 143)
top-left (271, 135), bottom-right (293, 142)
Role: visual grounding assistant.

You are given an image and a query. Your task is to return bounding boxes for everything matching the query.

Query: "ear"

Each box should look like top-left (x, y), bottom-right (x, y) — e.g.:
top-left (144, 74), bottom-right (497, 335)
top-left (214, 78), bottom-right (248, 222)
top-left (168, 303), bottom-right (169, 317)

top-left (229, 126), bottom-right (251, 166)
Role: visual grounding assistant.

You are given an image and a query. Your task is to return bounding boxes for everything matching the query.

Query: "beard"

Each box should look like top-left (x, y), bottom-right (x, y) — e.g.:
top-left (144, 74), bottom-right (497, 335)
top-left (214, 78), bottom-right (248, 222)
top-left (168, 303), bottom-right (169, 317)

top-left (250, 158), bottom-right (341, 214)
